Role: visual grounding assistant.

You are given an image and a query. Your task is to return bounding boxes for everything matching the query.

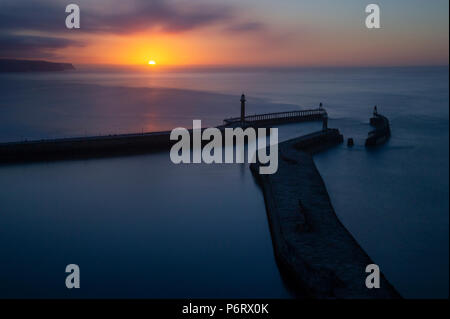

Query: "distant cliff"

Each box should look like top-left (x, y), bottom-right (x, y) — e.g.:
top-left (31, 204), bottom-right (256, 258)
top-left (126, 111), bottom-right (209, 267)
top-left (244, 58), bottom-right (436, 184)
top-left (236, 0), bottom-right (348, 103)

top-left (0, 59), bottom-right (75, 72)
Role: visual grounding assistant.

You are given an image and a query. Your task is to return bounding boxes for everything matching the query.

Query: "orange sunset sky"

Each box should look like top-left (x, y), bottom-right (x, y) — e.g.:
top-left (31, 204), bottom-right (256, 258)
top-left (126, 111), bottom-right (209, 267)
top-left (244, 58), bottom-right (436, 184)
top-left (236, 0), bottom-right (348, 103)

top-left (0, 0), bottom-right (448, 67)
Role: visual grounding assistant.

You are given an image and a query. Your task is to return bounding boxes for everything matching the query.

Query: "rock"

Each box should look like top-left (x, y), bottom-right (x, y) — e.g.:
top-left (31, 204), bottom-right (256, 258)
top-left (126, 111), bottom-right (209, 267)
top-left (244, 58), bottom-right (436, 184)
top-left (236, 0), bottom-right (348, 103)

top-left (347, 138), bottom-right (354, 147)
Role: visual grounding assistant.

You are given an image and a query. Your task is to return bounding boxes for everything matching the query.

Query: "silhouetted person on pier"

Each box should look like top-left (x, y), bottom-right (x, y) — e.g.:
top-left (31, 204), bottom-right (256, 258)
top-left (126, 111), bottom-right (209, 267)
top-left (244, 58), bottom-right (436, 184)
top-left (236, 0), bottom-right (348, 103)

top-left (374, 105), bottom-right (378, 115)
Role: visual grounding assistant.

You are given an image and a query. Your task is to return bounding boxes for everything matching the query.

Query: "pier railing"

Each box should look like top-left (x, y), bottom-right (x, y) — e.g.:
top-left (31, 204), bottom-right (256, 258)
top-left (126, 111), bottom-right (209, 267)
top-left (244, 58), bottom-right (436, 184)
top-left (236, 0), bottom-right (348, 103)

top-left (223, 108), bottom-right (326, 126)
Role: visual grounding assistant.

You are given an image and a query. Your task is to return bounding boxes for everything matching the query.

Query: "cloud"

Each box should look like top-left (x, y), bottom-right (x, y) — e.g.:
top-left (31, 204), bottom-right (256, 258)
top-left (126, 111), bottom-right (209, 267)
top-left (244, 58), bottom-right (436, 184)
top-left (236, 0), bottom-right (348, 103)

top-left (0, 0), bottom-right (237, 34)
top-left (225, 22), bottom-right (265, 33)
top-left (0, 33), bottom-right (84, 59)
top-left (0, 0), bottom-right (268, 59)
top-left (0, 1), bottom-right (64, 33)
top-left (82, 0), bottom-right (234, 34)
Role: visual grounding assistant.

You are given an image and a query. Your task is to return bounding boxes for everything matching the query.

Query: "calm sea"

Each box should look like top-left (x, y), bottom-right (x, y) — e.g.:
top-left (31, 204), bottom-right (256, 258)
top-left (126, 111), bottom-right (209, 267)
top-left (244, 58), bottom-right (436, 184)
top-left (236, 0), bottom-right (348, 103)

top-left (0, 66), bottom-right (448, 298)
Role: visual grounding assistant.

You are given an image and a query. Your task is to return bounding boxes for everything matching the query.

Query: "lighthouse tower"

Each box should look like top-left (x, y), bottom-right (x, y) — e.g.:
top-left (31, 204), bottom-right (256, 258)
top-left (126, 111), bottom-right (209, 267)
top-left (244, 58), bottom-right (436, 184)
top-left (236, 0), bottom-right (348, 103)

top-left (240, 94), bottom-right (246, 124)
top-left (322, 112), bottom-right (328, 131)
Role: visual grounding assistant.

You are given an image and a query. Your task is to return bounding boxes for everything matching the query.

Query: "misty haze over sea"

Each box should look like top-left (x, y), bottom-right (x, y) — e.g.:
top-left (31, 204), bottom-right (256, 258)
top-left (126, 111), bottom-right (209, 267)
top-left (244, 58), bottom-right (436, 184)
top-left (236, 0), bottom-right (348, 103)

top-left (0, 66), bottom-right (448, 298)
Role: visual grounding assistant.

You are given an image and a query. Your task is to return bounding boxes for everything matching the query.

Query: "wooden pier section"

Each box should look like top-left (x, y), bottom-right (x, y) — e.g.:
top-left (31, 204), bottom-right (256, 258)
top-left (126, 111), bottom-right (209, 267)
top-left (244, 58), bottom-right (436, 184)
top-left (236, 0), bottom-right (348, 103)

top-left (224, 108), bottom-right (326, 126)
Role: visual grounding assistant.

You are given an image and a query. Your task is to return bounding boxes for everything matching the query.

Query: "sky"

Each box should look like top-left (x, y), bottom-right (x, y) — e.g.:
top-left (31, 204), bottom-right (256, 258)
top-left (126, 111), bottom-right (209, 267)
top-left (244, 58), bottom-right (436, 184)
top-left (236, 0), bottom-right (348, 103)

top-left (0, 0), bottom-right (448, 67)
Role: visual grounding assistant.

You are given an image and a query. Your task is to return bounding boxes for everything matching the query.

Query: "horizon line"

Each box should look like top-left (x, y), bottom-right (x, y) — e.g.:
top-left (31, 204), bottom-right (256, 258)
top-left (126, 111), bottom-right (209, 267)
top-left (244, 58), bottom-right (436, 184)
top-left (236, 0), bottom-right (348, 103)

top-left (73, 63), bottom-right (450, 69)
top-left (1, 58), bottom-right (448, 70)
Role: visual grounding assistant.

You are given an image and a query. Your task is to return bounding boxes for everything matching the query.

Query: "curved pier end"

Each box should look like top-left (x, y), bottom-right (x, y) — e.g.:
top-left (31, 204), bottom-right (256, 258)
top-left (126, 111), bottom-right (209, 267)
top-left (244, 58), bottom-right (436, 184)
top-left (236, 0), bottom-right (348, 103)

top-left (251, 129), bottom-right (401, 298)
top-left (365, 112), bottom-right (391, 147)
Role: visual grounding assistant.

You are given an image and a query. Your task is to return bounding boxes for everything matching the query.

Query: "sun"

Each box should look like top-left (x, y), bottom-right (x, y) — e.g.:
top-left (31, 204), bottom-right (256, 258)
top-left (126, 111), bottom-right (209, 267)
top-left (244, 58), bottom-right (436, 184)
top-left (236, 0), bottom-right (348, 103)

top-left (148, 60), bottom-right (156, 65)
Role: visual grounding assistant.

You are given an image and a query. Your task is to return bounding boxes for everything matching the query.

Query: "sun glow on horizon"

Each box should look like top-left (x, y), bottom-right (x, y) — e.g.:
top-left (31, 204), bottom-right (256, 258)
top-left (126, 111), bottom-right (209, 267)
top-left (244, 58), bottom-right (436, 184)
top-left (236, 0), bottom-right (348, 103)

top-left (148, 60), bottom-right (156, 65)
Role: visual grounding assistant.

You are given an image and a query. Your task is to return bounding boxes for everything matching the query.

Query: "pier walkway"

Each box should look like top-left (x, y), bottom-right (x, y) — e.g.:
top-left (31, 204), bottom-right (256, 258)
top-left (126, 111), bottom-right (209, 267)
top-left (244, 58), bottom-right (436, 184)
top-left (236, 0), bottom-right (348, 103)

top-left (224, 108), bottom-right (326, 126)
top-left (250, 129), bottom-right (401, 298)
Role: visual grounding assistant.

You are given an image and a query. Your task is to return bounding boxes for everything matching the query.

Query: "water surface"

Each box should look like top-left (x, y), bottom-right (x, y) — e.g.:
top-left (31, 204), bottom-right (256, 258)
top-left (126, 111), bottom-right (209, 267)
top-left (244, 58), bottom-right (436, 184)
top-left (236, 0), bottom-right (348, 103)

top-left (0, 66), bottom-right (448, 298)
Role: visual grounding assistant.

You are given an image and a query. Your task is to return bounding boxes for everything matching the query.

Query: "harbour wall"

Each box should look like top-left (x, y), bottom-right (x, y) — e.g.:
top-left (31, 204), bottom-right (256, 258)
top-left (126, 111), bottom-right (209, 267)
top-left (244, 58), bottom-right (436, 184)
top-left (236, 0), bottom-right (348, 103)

top-left (0, 130), bottom-right (175, 163)
top-left (250, 129), bottom-right (401, 298)
top-left (0, 125), bottom-right (276, 164)
top-left (0, 107), bottom-right (326, 164)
